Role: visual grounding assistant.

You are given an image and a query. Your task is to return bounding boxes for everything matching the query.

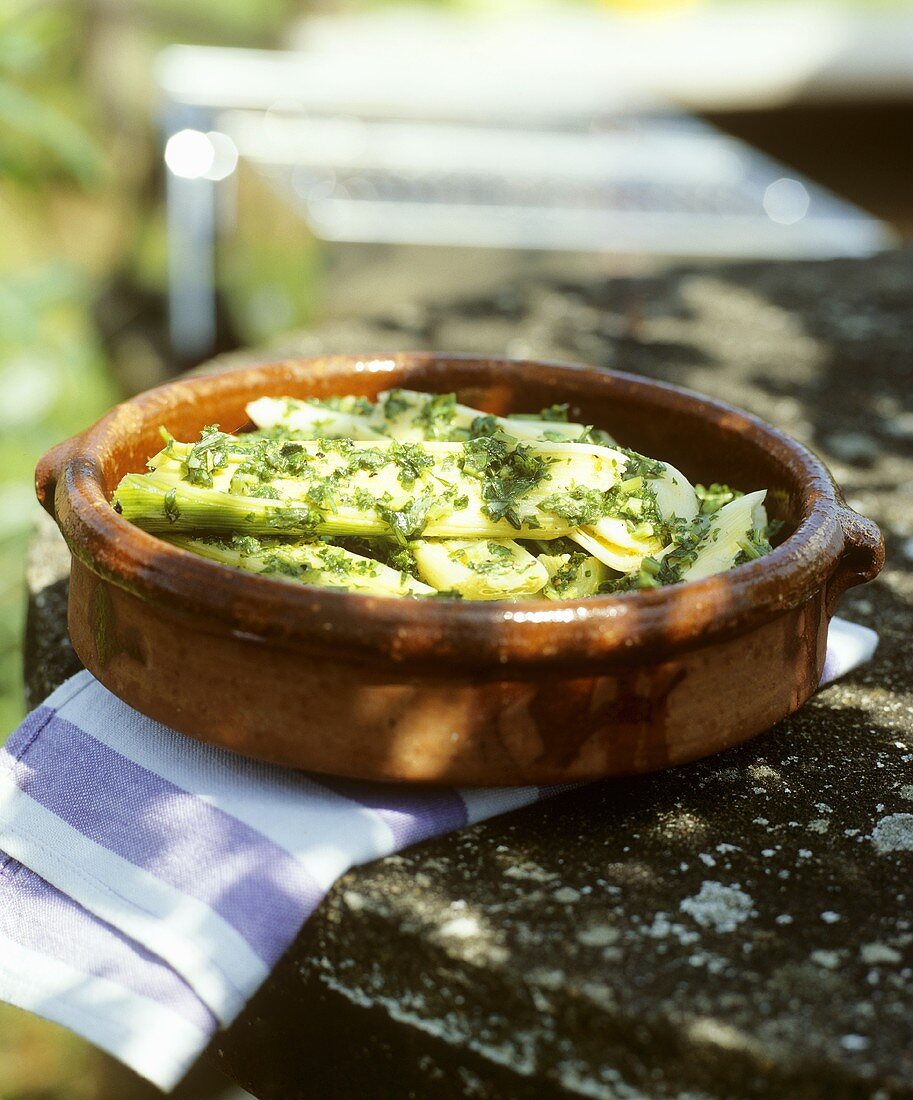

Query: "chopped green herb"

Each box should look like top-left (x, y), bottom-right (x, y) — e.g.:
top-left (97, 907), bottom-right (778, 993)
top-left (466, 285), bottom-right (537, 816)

top-left (620, 448), bottom-right (665, 480)
top-left (734, 529), bottom-right (773, 566)
top-left (388, 441), bottom-right (433, 489)
top-left (460, 435), bottom-right (550, 530)
top-left (415, 392), bottom-right (458, 439)
top-left (163, 488), bottom-right (180, 524)
top-left (468, 414), bottom-right (500, 439)
top-left (695, 483), bottom-right (742, 515)
top-left (378, 389), bottom-right (412, 420)
top-left (539, 487), bottom-right (609, 527)
top-left (379, 492), bottom-right (439, 544)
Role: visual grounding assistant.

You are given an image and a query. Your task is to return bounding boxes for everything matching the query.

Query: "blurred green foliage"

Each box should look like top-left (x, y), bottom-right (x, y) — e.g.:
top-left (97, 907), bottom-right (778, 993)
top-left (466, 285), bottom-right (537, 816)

top-left (0, 269), bottom-right (116, 733)
top-left (0, 1002), bottom-right (99, 1099)
top-left (0, 5), bottom-right (115, 736)
top-left (0, 1), bottom-right (295, 1093)
top-left (0, 3), bottom-right (103, 188)
top-left (0, 0), bottom-right (308, 736)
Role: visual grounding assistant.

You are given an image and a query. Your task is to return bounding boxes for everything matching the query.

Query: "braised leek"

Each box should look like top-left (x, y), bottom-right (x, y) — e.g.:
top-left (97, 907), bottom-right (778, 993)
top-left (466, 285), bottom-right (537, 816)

top-left (111, 390), bottom-right (776, 600)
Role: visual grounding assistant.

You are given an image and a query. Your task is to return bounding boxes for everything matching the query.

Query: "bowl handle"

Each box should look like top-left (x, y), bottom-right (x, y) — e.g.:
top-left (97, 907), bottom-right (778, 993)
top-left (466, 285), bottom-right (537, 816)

top-left (826, 507), bottom-right (884, 616)
top-left (35, 431), bottom-right (85, 520)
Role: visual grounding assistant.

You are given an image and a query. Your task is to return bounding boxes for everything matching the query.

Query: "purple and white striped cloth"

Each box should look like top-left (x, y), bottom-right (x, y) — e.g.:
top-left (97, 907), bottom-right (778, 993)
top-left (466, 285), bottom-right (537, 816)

top-left (0, 617), bottom-right (877, 1092)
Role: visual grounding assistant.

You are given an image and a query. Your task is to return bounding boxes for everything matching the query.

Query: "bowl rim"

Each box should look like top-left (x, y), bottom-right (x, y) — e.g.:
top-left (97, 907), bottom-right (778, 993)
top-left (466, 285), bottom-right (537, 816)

top-left (40, 353), bottom-right (865, 669)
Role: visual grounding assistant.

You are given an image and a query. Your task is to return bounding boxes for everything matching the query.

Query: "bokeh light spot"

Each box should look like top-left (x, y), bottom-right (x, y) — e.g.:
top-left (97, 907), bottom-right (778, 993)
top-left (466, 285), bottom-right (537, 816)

top-left (164, 129), bottom-right (215, 179)
top-left (763, 178), bottom-right (811, 225)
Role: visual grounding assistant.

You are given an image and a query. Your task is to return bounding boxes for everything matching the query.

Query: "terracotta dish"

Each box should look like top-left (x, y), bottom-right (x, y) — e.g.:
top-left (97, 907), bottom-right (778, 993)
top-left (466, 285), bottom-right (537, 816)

top-left (36, 355), bottom-right (883, 785)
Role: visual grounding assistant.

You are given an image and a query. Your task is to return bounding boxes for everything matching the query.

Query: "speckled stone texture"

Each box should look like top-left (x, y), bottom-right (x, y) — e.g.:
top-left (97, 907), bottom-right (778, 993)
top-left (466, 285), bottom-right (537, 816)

top-left (26, 253), bottom-right (913, 1099)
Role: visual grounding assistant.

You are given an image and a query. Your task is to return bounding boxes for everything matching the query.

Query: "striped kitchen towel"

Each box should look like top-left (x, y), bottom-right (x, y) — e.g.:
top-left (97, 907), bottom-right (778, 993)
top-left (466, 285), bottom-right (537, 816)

top-left (0, 617), bottom-right (877, 1091)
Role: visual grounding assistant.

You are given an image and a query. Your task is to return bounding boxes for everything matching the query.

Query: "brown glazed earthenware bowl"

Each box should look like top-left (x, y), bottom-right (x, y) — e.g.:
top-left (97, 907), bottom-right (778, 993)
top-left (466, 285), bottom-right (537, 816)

top-left (36, 355), bottom-right (884, 785)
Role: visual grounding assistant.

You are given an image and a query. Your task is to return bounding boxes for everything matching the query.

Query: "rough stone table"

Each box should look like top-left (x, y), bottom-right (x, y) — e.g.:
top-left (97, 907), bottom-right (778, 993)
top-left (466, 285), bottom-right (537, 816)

top-left (27, 253), bottom-right (913, 1099)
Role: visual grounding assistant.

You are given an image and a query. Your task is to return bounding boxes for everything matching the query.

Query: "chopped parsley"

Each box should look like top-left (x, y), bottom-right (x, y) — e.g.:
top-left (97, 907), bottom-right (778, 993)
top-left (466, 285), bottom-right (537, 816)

top-left (539, 487), bottom-right (609, 527)
top-left (345, 448), bottom-right (389, 476)
top-left (415, 392), bottom-right (458, 439)
top-left (468, 414), bottom-right (500, 439)
top-left (388, 441), bottom-right (433, 489)
top-left (695, 483), bottom-right (742, 515)
top-left (263, 503), bottom-right (322, 533)
top-left (379, 492), bottom-right (440, 544)
top-left (645, 514), bottom-right (711, 584)
top-left (507, 403), bottom-right (570, 423)
top-left (620, 448), bottom-right (665, 481)
top-left (460, 435), bottom-right (550, 529)
top-left (377, 389), bottom-right (412, 420)
top-left (181, 425), bottom-right (232, 488)
top-left (163, 488), bottom-right (180, 524)
top-left (487, 540), bottom-right (515, 561)
top-left (576, 425), bottom-right (616, 447)
top-left (734, 529), bottom-right (773, 566)
top-left (308, 395), bottom-right (373, 416)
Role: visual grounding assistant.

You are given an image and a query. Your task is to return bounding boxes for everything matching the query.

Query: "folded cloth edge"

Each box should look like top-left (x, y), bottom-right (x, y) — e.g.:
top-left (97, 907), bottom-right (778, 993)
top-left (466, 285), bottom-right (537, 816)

top-left (0, 920), bottom-right (209, 1091)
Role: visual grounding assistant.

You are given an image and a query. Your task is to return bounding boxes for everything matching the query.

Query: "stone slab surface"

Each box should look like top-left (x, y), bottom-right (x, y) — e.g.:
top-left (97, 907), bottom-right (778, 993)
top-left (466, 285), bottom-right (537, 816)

top-left (27, 253), bottom-right (913, 1099)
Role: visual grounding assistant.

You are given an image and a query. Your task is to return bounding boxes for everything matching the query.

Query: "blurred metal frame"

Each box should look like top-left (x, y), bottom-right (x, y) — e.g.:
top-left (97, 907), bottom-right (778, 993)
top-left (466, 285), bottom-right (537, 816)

top-left (156, 42), bottom-right (894, 360)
